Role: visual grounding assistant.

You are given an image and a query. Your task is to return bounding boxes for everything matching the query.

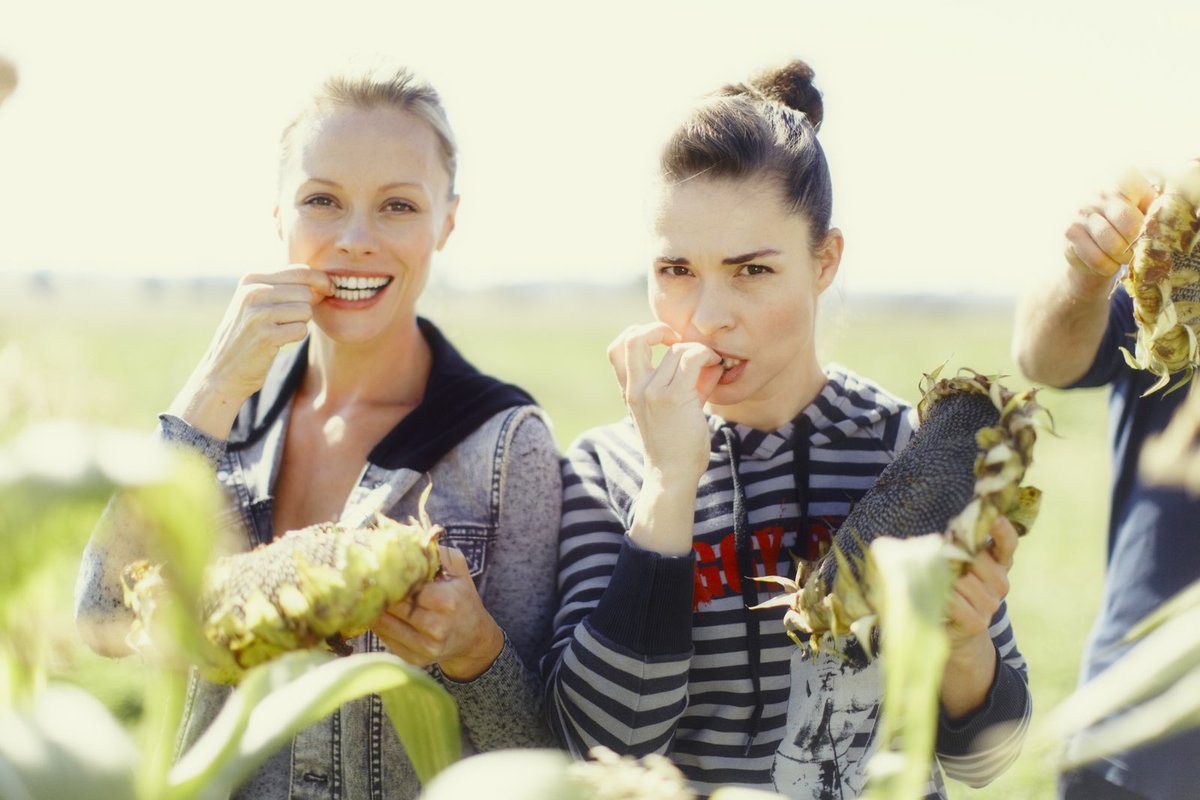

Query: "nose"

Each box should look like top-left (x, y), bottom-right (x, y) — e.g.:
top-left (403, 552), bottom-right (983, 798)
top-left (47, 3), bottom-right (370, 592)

top-left (335, 209), bottom-right (378, 258)
top-left (688, 279), bottom-right (735, 337)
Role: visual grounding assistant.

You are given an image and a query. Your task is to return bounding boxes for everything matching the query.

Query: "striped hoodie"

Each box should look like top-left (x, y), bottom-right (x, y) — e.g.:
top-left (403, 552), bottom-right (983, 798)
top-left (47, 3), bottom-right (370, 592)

top-left (541, 365), bottom-right (1031, 799)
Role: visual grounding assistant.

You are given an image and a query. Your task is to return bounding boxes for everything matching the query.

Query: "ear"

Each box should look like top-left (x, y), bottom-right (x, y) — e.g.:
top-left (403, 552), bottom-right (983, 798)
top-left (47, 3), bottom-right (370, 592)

top-left (814, 227), bottom-right (843, 295)
top-left (435, 194), bottom-right (460, 251)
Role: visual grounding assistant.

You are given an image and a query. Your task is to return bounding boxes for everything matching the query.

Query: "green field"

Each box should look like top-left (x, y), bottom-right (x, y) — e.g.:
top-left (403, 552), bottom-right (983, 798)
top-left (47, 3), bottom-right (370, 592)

top-left (1, 282), bottom-right (1113, 799)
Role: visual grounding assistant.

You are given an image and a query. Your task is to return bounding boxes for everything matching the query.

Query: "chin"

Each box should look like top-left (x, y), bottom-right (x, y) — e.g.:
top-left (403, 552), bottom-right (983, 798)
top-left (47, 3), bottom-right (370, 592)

top-left (705, 384), bottom-right (752, 411)
top-left (312, 316), bottom-right (386, 346)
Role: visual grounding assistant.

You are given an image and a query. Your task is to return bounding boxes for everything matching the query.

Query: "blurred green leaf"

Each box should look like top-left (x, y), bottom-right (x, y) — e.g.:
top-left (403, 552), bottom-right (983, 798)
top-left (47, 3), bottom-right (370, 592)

top-left (0, 420), bottom-right (174, 489)
top-left (1059, 667), bottom-right (1200, 769)
top-left (418, 749), bottom-right (582, 800)
top-left (1044, 600), bottom-right (1200, 743)
top-left (1120, 576), bottom-right (1200, 644)
top-left (170, 650), bottom-right (459, 800)
top-left (0, 684), bottom-right (138, 800)
top-left (1041, 583), bottom-right (1200, 768)
top-left (115, 453), bottom-right (231, 673)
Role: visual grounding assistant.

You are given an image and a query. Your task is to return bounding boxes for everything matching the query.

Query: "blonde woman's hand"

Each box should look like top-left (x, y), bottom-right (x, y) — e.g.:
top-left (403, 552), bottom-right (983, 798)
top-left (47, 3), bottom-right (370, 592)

top-left (372, 547), bottom-right (504, 681)
top-left (170, 266), bottom-right (333, 439)
top-left (608, 322), bottom-right (722, 484)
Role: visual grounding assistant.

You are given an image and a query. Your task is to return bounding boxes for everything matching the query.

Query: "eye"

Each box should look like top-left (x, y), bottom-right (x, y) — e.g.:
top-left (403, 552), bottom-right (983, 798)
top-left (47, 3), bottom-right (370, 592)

top-left (657, 265), bottom-right (692, 278)
top-left (738, 263), bottom-right (774, 276)
top-left (302, 194), bottom-right (338, 209)
top-left (382, 199), bottom-right (417, 213)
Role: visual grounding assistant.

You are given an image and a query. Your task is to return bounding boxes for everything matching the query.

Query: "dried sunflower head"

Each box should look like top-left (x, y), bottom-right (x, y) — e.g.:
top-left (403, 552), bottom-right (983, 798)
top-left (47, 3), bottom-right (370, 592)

top-left (124, 485), bottom-right (442, 683)
top-left (1120, 161), bottom-right (1200, 394)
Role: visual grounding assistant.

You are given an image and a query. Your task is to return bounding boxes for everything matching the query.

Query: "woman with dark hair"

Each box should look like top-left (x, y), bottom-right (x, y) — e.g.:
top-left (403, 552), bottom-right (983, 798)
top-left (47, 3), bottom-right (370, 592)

top-left (75, 66), bottom-right (560, 799)
top-left (542, 60), bottom-right (1030, 799)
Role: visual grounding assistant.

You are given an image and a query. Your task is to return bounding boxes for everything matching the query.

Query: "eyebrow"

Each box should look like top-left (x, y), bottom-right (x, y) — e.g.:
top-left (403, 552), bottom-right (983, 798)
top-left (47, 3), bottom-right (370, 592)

top-left (653, 249), bottom-right (781, 266)
top-left (722, 249), bottom-right (780, 265)
top-left (304, 178), bottom-right (426, 194)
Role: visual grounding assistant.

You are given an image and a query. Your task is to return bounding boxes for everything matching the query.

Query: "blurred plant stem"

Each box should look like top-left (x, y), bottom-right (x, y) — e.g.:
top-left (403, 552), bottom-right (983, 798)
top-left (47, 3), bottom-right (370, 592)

top-left (863, 535), bottom-right (955, 800)
top-left (137, 667), bottom-right (189, 800)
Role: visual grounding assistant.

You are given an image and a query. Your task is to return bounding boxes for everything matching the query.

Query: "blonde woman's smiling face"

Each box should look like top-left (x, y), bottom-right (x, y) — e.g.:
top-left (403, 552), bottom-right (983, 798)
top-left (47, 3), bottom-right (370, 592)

top-left (275, 106), bottom-right (458, 345)
top-left (649, 177), bottom-right (841, 429)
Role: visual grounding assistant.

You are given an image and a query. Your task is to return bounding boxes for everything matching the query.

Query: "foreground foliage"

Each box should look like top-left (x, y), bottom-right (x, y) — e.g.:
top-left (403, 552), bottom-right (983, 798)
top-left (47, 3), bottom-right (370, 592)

top-left (0, 411), bottom-right (459, 800)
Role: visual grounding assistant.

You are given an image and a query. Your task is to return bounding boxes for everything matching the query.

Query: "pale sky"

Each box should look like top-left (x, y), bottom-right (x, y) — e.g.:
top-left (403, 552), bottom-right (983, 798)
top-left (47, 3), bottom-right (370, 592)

top-left (0, 0), bottom-right (1196, 297)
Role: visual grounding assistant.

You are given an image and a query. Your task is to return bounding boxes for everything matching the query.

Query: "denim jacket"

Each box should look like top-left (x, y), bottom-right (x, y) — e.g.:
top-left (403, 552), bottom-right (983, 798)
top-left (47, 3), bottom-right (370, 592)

top-left (76, 319), bottom-right (562, 800)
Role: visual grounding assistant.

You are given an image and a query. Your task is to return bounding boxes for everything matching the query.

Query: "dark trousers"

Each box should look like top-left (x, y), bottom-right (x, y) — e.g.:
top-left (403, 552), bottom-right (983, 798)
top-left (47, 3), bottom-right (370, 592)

top-left (1059, 768), bottom-right (1149, 800)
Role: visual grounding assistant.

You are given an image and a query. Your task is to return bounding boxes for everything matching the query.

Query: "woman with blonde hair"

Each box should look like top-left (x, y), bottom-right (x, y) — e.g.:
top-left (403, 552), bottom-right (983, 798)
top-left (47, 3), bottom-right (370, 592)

top-left (76, 66), bottom-right (560, 799)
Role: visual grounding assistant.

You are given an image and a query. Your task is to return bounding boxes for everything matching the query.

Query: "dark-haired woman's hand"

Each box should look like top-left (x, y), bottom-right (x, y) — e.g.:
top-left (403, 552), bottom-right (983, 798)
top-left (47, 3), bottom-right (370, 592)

top-left (168, 266), bottom-right (333, 439)
top-left (939, 516), bottom-right (1019, 720)
top-left (609, 323), bottom-right (721, 482)
top-left (608, 322), bottom-right (721, 555)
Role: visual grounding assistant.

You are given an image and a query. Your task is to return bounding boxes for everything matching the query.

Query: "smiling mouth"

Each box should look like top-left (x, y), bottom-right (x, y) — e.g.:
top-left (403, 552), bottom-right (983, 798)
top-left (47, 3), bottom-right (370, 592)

top-left (329, 275), bottom-right (392, 301)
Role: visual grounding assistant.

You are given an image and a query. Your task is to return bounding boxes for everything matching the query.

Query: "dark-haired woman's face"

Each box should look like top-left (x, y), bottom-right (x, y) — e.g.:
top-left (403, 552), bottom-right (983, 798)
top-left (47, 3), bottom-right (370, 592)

top-left (649, 177), bottom-right (841, 428)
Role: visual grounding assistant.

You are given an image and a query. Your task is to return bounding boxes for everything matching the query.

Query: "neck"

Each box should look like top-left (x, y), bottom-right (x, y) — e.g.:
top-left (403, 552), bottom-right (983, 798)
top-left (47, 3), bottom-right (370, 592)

top-left (302, 319), bottom-right (431, 411)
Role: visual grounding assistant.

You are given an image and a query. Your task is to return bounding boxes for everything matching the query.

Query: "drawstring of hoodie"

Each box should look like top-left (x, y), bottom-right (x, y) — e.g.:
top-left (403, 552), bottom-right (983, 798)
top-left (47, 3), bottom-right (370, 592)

top-left (720, 425), bottom-right (762, 755)
top-left (792, 415), bottom-right (812, 550)
top-left (721, 416), bottom-right (812, 756)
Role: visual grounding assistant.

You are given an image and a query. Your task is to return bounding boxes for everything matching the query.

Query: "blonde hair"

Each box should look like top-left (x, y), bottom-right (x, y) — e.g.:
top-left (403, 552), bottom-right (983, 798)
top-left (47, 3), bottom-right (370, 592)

top-left (279, 66), bottom-right (458, 195)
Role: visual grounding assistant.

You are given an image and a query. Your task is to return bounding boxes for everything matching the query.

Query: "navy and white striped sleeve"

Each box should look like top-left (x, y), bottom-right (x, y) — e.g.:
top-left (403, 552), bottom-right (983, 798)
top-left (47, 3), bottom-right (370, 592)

top-left (541, 431), bottom-right (696, 757)
top-left (935, 603), bottom-right (1032, 787)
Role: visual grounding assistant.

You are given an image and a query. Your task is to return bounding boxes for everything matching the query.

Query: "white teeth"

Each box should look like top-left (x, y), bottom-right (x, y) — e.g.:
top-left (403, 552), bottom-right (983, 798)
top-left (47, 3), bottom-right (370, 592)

top-left (721, 357), bottom-right (742, 370)
top-left (330, 275), bottom-right (391, 301)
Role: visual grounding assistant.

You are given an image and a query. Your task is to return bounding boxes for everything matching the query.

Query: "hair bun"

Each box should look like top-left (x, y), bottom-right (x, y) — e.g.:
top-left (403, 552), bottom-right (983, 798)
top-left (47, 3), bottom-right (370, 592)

top-left (749, 59), bottom-right (823, 130)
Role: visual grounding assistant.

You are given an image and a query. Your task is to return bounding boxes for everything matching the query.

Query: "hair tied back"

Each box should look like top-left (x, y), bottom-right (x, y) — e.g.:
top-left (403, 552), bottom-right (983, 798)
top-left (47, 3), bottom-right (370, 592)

top-left (743, 59), bottom-right (823, 132)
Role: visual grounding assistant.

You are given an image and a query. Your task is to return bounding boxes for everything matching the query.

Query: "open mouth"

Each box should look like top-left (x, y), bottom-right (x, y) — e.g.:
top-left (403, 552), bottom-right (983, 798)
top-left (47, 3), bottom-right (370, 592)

top-left (329, 275), bottom-right (392, 301)
top-left (715, 353), bottom-right (745, 385)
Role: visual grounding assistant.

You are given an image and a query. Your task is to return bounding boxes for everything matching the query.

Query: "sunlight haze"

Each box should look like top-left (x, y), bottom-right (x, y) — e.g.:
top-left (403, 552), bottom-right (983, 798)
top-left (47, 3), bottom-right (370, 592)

top-left (0, 0), bottom-right (1196, 298)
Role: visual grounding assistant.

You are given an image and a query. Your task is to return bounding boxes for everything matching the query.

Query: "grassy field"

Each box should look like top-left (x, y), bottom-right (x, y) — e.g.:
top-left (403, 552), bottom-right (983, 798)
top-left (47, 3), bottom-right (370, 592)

top-left (2, 281), bottom-right (1114, 799)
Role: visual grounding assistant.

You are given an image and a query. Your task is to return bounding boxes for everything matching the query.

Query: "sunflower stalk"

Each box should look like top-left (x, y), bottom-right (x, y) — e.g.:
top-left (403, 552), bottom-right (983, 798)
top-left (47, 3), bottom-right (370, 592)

top-left (860, 535), bottom-right (956, 800)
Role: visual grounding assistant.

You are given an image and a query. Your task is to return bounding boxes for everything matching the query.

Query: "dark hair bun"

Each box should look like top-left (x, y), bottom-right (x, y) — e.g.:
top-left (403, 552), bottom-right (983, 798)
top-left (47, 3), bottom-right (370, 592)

top-left (749, 60), bottom-right (823, 130)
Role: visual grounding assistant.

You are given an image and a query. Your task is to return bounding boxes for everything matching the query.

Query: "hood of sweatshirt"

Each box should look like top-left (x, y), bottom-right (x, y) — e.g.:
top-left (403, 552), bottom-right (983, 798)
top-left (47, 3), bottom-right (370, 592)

top-left (706, 363), bottom-right (914, 461)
